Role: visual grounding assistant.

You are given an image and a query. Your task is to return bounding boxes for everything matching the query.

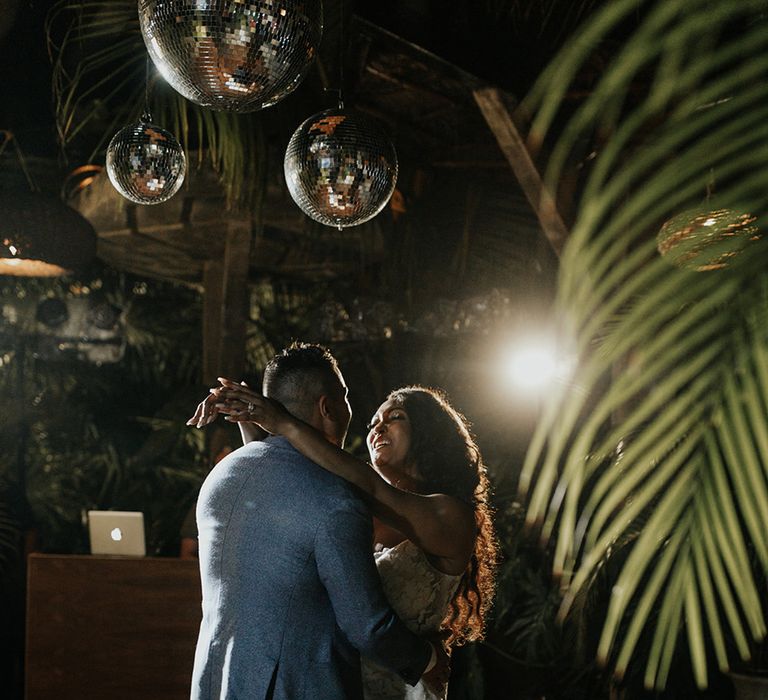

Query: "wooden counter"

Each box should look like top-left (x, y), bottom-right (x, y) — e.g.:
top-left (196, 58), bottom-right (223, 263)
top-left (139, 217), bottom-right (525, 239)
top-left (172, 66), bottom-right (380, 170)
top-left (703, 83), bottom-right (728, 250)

top-left (25, 554), bottom-right (201, 700)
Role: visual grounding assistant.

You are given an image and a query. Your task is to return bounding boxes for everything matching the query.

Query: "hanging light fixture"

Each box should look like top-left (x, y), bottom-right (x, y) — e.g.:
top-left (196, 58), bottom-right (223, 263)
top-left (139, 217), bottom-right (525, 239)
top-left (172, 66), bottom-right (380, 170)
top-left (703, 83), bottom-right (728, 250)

top-left (139, 0), bottom-right (323, 112)
top-left (284, 107), bottom-right (398, 229)
top-left (0, 189), bottom-right (97, 277)
top-left (657, 207), bottom-right (760, 271)
top-left (0, 131), bottom-right (96, 276)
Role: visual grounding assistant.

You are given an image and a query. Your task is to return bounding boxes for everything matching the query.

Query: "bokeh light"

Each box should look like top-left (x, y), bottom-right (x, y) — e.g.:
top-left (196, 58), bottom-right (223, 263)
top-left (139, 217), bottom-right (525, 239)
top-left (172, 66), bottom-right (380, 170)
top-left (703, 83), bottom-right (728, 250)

top-left (500, 334), bottom-right (575, 395)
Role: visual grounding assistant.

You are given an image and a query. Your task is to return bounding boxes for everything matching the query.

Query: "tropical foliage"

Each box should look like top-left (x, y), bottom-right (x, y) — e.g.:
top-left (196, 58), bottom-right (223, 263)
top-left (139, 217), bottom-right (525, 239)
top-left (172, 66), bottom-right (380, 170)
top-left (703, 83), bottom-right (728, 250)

top-left (520, 0), bottom-right (768, 690)
top-left (0, 267), bottom-right (209, 556)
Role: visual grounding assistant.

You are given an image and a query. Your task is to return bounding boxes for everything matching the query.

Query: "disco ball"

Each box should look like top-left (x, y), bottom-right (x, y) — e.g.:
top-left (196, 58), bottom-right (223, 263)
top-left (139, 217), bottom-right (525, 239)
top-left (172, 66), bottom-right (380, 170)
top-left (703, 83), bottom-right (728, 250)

top-left (657, 207), bottom-right (760, 271)
top-left (139, 0), bottom-right (323, 112)
top-left (106, 119), bottom-right (187, 205)
top-left (284, 108), bottom-right (398, 228)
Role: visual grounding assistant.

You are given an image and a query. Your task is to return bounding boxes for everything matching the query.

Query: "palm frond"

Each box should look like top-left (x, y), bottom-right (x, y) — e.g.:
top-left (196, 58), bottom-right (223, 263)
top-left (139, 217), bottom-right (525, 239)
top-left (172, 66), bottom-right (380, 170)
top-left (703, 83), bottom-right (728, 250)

top-left (521, 0), bottom-right (768, 688)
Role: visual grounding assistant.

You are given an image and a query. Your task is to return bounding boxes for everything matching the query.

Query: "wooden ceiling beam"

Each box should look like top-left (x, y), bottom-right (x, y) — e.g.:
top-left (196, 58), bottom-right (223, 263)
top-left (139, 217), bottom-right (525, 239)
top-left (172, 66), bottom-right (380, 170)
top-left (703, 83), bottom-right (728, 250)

top-left (473, 86), bottom-right (569, 257)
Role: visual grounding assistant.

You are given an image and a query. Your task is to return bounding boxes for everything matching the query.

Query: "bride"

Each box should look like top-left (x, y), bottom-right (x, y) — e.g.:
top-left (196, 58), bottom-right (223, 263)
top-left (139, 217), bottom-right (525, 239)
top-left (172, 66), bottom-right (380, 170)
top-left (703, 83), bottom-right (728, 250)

top-left (189, 379), bottom-right (498, 699)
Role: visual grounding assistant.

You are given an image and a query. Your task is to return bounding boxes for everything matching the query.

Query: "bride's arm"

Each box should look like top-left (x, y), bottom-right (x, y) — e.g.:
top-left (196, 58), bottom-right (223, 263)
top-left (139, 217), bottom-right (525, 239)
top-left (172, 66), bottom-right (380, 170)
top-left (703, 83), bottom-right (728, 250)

top-left (216, 382), bottom-right (475, 570)
top-left (235, 416), bottom-right (267, 444)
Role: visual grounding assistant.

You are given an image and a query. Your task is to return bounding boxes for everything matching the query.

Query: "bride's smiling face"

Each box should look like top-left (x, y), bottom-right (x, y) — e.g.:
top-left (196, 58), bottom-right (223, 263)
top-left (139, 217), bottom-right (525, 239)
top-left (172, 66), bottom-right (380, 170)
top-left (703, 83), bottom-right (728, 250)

top-left (366, 399), bottom-right (413, 471)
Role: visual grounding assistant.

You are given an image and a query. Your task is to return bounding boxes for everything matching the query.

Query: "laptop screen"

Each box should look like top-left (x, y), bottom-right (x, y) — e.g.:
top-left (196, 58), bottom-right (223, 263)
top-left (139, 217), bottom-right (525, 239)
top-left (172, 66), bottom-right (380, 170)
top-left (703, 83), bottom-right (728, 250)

top-left (87, 511), bottom-right (146, 557)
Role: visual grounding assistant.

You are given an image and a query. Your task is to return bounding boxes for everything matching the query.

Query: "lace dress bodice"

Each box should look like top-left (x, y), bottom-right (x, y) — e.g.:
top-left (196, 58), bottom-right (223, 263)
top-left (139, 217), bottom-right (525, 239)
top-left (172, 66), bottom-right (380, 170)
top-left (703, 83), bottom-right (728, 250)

top-left (362, 539), bottom-right (461, 700)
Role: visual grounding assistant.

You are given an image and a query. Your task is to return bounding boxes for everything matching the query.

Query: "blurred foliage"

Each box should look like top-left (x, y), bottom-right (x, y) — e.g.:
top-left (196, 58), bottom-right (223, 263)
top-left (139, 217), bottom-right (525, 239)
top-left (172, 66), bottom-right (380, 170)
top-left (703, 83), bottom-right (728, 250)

top-left (0, 264), bottom-right (209, 555)
top-left (520, 0), bottom-right (768, 693)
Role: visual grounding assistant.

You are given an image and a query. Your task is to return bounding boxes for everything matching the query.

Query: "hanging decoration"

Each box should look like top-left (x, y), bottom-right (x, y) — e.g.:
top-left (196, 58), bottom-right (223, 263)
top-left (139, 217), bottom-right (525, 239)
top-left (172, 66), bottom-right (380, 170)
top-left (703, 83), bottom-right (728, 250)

top-left (106, 116), bottom-right (187, 205)
top-left (0, 132), bottom-right (96, 277)
top-left (657, 207), bottom-right (761, 271)
top-left (1, 190), bottom-right (97, 277)
top-left (138, 0), bottom-right (323, 113)
top-left (284, 108), bottom-right (398, 229)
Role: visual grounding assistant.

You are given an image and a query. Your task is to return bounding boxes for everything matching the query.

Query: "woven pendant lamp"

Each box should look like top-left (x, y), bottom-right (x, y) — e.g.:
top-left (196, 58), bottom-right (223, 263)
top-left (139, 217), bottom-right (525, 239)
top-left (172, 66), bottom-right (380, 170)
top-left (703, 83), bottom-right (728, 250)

top-left (1, 188), bottom-right (97, 277)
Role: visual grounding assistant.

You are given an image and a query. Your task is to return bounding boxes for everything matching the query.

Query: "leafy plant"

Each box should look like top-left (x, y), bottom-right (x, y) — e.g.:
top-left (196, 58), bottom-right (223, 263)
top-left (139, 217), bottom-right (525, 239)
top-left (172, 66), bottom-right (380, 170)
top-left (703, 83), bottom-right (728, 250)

top-left (489, 501), bottom-right (590, 686)
top-left (520, 0), bottom-right (768, 691)
top-left (0, 265), bottom-right (210, 555)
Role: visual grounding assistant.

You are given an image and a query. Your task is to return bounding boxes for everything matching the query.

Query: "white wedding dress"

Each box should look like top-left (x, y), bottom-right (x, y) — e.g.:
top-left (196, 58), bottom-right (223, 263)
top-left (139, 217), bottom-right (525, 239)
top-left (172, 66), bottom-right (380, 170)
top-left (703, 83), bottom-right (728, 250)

top-left (362, 539), bottom-right (461, 700)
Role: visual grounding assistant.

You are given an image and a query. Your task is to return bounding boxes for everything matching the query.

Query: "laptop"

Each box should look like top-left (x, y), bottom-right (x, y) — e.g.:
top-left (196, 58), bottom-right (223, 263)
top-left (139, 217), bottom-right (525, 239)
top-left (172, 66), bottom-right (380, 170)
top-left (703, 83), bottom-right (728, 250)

top-left (87, 511), bottom-right (146, 557)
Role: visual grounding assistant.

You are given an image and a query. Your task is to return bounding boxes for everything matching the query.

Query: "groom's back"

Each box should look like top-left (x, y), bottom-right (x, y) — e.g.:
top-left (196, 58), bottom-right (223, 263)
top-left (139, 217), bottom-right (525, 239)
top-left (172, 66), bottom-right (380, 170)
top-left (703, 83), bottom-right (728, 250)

top-left (191, 436), bottom-right (364, 699)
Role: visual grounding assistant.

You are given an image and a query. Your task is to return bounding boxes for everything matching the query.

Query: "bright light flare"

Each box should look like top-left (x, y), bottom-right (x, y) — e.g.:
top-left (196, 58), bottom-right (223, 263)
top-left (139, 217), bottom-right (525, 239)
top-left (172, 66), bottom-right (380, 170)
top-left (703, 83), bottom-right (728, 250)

top-left (502, 337), bottom-right (575, 394)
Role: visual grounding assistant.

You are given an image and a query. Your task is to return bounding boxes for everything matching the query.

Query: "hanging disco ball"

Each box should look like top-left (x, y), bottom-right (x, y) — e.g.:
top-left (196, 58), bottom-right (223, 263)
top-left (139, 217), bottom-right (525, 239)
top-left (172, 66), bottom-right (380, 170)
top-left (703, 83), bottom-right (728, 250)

top-left (284, 108), bottom-right (398, 228)
top-left (106, 119), bottom-right (187, 205)
top-left (657, 207), bottom-right (761, 271)
top-left (139, 0), bottom-right (323, 112)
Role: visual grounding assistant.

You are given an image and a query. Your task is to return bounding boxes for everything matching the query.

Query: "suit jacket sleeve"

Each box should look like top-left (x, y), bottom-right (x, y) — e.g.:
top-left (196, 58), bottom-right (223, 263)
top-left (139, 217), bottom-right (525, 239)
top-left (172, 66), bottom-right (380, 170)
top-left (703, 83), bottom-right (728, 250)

top-left (314, 494), bottom-right (431, 686)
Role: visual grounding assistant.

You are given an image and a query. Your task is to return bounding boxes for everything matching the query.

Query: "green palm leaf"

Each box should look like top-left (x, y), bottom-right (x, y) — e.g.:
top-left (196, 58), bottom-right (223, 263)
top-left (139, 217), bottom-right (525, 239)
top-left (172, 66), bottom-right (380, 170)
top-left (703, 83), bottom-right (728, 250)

top-left (521, 0), bottom-right (768, 689)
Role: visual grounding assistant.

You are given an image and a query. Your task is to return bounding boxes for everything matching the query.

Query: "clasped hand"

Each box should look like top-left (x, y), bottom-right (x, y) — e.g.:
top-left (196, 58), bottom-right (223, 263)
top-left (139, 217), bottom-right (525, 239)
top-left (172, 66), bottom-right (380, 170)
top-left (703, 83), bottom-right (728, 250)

top-left (186, 377), bottom-right (287, 434)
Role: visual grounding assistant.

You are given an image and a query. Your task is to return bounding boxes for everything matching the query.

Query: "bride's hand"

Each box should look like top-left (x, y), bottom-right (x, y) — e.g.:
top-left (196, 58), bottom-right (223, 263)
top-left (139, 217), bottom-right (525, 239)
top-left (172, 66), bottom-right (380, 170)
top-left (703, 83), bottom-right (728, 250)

top-left (186, 392), bottom-right (220, 428)
top-left (186, 377), bottom-right (254, 429)
top-left (213, 378), bottom-right (291, 435)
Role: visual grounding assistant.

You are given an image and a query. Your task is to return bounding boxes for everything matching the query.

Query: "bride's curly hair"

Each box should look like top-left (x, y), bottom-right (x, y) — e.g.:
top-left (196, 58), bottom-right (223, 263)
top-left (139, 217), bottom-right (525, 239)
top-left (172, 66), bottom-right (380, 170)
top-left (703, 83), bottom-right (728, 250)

top-left (386, 386), bottom-right (499, 647)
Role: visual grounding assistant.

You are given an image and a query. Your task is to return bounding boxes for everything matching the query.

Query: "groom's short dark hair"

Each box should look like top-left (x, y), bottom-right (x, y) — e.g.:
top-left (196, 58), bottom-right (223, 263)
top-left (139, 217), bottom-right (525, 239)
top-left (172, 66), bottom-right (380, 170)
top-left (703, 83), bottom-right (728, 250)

top-left (263, 342), bottom-right (342, 422)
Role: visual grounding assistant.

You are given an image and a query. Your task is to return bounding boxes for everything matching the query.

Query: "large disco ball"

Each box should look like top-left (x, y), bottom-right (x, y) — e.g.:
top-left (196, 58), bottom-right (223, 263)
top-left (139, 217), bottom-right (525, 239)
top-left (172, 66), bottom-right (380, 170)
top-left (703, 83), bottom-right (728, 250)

top-left (139, 0), bottom-right (323, 112)
top-left (284, 108), bottom-right (398, 228)
top-left (106, 119), bottom-right (187, 205)
top-left (657, 207), bottom-right (760, 271)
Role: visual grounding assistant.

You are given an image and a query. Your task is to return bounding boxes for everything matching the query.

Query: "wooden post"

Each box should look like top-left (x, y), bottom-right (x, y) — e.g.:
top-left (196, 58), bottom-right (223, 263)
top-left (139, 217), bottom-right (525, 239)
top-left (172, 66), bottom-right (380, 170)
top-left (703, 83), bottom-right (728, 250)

top-left (202, 220), bottom-right (252, 384)
top-left (473, 86), bottom-right (569, 257)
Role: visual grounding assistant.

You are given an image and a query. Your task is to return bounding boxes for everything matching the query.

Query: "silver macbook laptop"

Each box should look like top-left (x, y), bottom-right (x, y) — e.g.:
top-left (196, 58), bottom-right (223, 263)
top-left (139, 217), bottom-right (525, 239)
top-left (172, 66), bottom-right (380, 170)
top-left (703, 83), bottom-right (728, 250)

top-left (87, 510), bottom-right (146, 556)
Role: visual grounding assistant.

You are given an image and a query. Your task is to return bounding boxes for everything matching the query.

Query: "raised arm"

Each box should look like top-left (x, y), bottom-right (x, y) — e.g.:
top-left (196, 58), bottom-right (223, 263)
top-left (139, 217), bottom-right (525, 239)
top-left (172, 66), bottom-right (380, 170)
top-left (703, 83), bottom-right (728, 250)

top-left (214, 381), bottom-right (476, 573)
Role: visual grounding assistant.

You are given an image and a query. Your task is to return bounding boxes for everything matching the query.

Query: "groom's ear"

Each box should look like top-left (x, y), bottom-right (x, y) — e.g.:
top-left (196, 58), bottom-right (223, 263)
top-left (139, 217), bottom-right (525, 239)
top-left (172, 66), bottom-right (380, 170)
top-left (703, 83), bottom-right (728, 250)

top-left (316, 395), bottom-right (343, 446)
top-left (317, 394), bottom-right (335, 421)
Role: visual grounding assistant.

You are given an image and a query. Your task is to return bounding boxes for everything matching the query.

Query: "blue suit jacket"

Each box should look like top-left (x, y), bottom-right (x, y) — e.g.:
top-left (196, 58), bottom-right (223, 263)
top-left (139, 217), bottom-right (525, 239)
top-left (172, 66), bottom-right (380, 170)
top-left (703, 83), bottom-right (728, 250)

top-left (190, 436), bottom-right (431, 699)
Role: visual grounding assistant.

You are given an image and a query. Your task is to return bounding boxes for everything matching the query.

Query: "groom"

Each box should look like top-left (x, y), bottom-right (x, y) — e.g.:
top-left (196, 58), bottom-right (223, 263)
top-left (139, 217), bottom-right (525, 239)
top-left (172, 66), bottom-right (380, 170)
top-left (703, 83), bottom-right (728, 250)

top-left (190, 343), bottom-right (445, 698)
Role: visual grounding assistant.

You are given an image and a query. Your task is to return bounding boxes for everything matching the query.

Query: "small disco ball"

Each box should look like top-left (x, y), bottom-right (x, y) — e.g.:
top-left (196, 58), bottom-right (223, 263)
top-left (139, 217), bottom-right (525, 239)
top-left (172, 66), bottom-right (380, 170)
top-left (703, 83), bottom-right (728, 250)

top-left (139, 0), bottom-right (323, 112)
top-left (106, 119), bottom-right (187, 205)
top-left (657, 207), bottom-right (761, 271)
top-left (284, 108), bottom-right (398, 228)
